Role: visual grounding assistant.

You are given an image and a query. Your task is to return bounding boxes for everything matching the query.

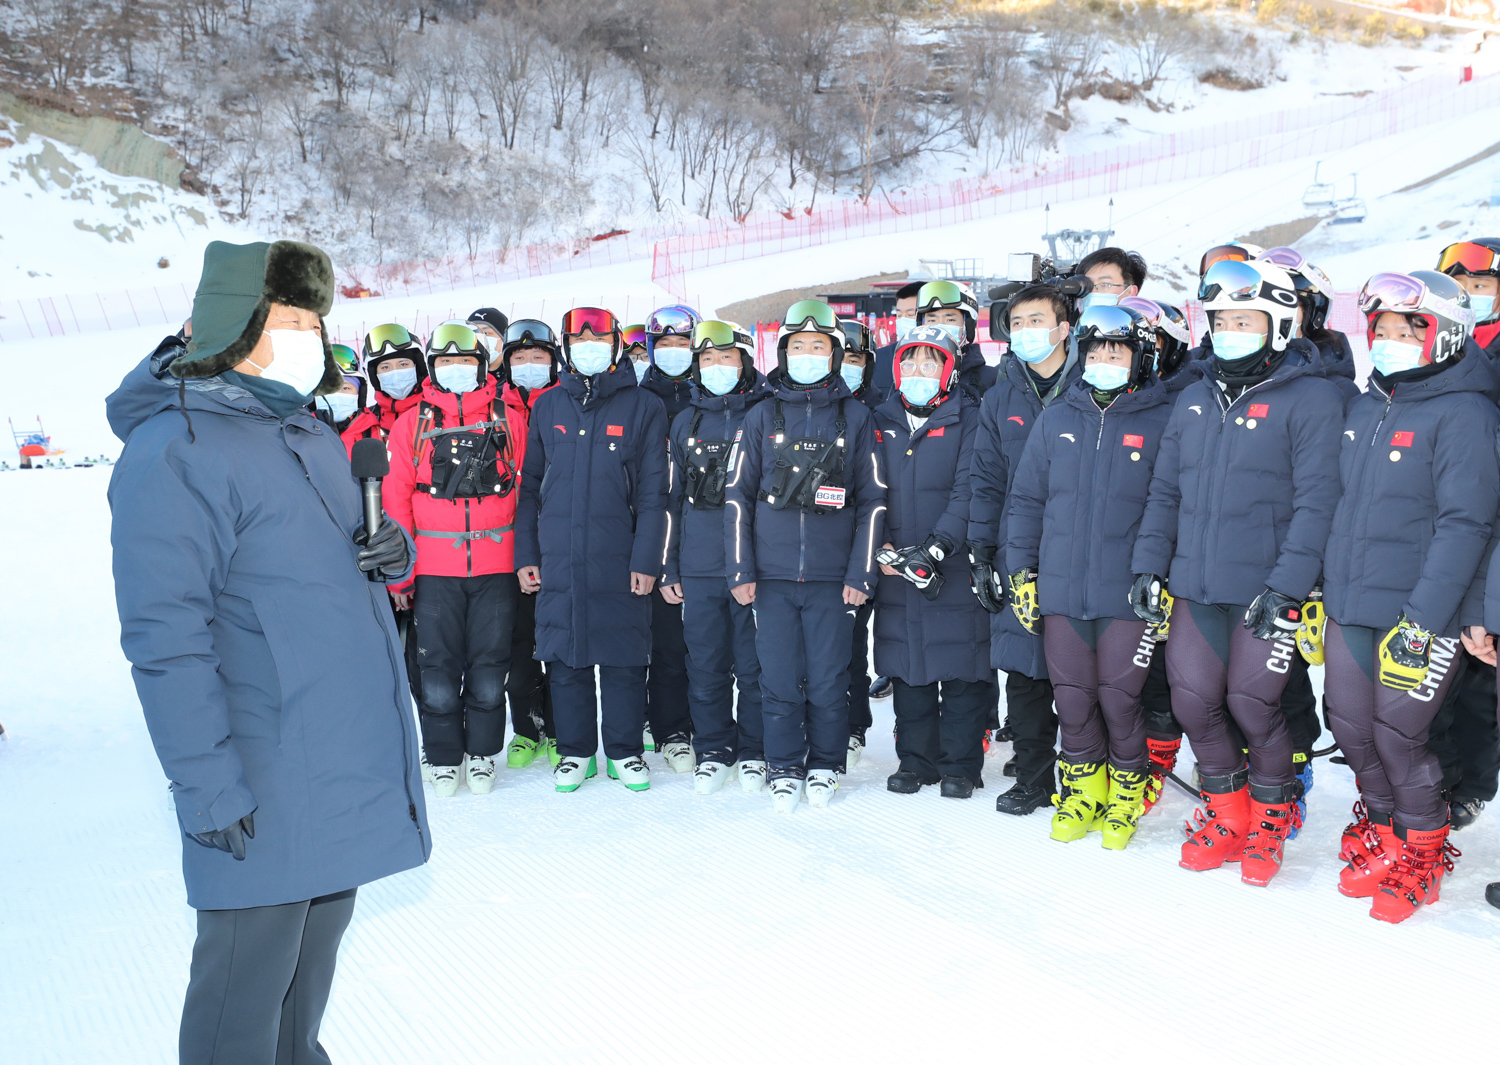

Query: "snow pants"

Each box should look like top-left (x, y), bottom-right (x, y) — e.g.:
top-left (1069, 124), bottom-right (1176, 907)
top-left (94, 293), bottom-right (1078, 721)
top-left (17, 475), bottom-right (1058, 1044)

top-left (892, 675), bottom-right (995, 785)
top-left (413, 573), bottom-right (517, 766)
top-left (1165, 599), bottom-right (1296, 788)
top-left (180, 888), bottom-right (357, 1065)
top-left (755, 579), bottom-right (856, 777)
top-left (682, 576), bottom-right (764, 763)
top-left (548, 662), bottom-right (648, 761)
top-left (507, 578), bottom-right (554, 742)
top-left (1324, 620), bottom-right (1460, 831)
top-left (847, 599), bottom-right (875, 737)
top-left (1044, 616), bottom-right (1155, 772)
top-left (1005, 670), bottom-right (1057, 791)
top-left (1429, 651), bottom-right (1500, 801)
top-left (647, 593), bottom-right (693, 743)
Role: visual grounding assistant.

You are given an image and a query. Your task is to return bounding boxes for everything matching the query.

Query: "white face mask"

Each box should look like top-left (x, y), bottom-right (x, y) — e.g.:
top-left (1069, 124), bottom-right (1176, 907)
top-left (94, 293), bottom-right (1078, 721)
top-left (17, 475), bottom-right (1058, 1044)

top-left (318, 392), bottom-right (361, 422)
top-left (253, 329), bottom-right (327, 396)
top-left (571, 341), bottom-right (614, 375)
top-left (434, 363), bottom-right (480, 394)
top-left (377, 366), bottom-right (418, 400)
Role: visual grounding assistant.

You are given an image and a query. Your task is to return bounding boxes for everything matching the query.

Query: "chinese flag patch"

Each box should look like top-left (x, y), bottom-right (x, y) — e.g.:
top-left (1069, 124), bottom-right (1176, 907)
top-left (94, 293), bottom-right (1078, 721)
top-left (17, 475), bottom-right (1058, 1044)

top-left (606, 424), bottom-right (624, 437)
top-left (1123, 434), bottom-right (1144, 448)
top-left (928, 426), bottom-right (945, 437)
top-left (1391, 430), bottom-right (1414, 447)
top-left (875, 430), bottom-right (884, 442)
top-left (1248, 403), bottom-right (1269, 418)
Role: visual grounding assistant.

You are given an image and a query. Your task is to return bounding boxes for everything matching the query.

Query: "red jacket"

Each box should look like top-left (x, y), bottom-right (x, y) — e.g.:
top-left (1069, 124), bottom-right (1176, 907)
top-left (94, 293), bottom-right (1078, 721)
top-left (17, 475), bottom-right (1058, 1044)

top-left (340, 390), bottom-right (423, 458)
top-left (385, 380), bottom-right (526, 588)
top-left (499, 381), bottom-right (556, 476)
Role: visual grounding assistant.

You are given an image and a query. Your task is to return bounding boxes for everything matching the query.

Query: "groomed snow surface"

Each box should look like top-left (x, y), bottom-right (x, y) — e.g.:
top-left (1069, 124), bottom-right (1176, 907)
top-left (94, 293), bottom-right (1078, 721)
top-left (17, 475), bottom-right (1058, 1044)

top-left (4, 464), bottom-right (1500, 1065)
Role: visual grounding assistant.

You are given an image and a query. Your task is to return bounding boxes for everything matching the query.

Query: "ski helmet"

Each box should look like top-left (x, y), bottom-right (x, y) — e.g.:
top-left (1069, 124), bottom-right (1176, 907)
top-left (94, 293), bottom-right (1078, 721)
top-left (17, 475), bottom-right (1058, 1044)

top-left (775, 299), bottom-right (845, 387)
top-left (1074, 305), bottom-right (1155, 387)
top-left (839, 319), bottom-right (876, 394)
top-left (362, 322), bottom-right (426, 383)
top-left (560, 307), bottom-right (623, 370)
top-left (1198, 241), bottom-right (1265, 279)
top-left (1118, 297), bottom-right (1190, 379)
top-left (424, 321), bottom-right (488, 390)
top-left (915, 280), bottom-right (980, 344)
top-left (502, 318), bottom-right (559, 389)
top-left (645, 305), bottom-right (699, 361)
top-left (1437, 239), bottom-right (1500, 325)
top-left (1200, 259), bottom-right (1300, 352)
top-left (690, 319), bottom-right (755, 391)
top-left (893, 324), bottom-right (960, 411)
top-left (1358, 270), bottom-right (1474, 365)
top-left (1257, 247), bottom-right (1335, 335)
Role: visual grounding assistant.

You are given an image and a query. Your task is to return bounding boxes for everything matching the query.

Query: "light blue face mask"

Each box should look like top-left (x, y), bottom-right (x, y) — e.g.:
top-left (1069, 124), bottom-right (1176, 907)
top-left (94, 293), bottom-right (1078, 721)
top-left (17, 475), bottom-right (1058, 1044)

top-left (434, 363), bottom-right (479, 393)
top-left (1369, 338), bottom-right (1425, 376)
top-left (899, 375), bottom-right (940, 407)
top-left (318, 392), bottom-right (361, 422)
top-left (1471, 294), bottom-right (1497, 324)
top-left (510, 362), bottom-right (551, 391)
top-left (787, 354), bottom-right (830, 384)
top-left (1213, 331), bottom-right (1266, 359)
top-left (571, 341), bottom-right (614, 375)
top-left (895, 315), bottom-right (918, 341)
top-left (1010, 326), bottom-right (1059, 364)
top-left (377, 366), bottom-right (418, 400)
top-left (653, 346), bottom-right (693, 377)
top-left (1082, 362), bottom-right (1131, 391)
top-left (699, 364), bottom-right (741, 396)
top-left (926, 320), bottom-right (963, 344)
top-left (840, 364), bottom-right (865, 392)
top-left (633, 359), bottom-right (650, 382)
top-left (1079, 292), bottom-right (1120, 314)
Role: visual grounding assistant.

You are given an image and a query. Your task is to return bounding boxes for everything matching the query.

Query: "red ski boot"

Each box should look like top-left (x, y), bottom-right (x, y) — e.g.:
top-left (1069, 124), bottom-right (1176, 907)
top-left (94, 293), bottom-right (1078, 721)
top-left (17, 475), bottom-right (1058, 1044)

top-left (1339, 813), bottom-right (1397, 898)
top-left (1370, 824), bottom-right (1457, 924)
top-left (1180, 770), bottom-right (1251, 872)
top-left (1241, 783), bottom-right (1296, 887)
top-left (1340, 801), bottom-right (1375, 862)
top-left (1143, 737), bottom-right (1181, 813)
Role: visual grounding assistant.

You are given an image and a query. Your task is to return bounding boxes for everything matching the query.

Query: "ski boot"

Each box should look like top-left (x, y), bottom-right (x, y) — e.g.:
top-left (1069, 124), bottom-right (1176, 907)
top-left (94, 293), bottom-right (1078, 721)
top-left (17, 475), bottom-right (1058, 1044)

top-left (770, 773), bottom-right (804, 814)
top-left (738, 760), bottom-right (768, 793)
top-left (1370, 824), bottom-right (1457, 924)
top-left (543, 737), bottom-right (561, 767)
top-left (607, 757), bottom-right (651, 791)
top-left (1179, 769), bottom-right (1251, 871)
top-left (1143, 737), bottom-right (1181, 812)
top-left (996, 773), bottom-right (1054, 816)
top-left (1100, 766), bottom-right (1151, 850)
top-left (1049, 759), bottom-right (1108, 842)
top-left (847, 728), bottom-right (866, 771)
top-left (1450, 796), bottom-right (1485, 831)
top-left (464, 754), bottom-right (497, 795)
top-left (506, 736), bottom-right (541, 769)
top-left (430, 763), bottom-right (460, 798)
top-left (1287, 752), bottom-right (1313, 840)
top-left (554, 755), bottom-right (597, 792)
top-left (806, 769), bottom-right (839, 808)
top-left (1339, 808), bottom-right (1397, 898)
top-left (1341, 800), bottom-right (1377, 861)
top-left (642, 725), bottom-right (656, 753)
top-left (1240, 782), bottom-right (1296, 886)
top-left (693, 761), bottom-right (735, 795)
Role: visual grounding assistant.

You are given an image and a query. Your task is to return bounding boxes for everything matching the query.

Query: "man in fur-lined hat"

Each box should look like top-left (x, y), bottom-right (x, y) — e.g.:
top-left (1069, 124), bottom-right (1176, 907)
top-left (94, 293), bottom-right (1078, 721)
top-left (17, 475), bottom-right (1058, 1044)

top-left (107, 240), bottom-right (430, 1065)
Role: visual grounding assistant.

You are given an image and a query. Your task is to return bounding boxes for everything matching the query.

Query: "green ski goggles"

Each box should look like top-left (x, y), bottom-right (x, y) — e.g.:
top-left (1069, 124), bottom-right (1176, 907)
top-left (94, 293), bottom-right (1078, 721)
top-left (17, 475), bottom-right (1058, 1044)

top-left (691, 319), bottom-right (748, 351)
top-left (782, 299), bottom-right (839, 333)
top-left (916, 280), bottom-right (966, 312)
top-left (426, 323), bottom-right (481, 355)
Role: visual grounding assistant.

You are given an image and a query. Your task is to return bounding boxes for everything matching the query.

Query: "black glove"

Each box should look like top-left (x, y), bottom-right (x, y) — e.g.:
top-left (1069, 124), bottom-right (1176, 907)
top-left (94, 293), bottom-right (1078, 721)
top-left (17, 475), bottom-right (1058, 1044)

top-left (877, 537), bottom-right (949, 601)
top-left (190, 811), bottom-right (256, 861)
top-left (1243, 587), bottom-right (1303, 640)
top-left (354, 518), bottom-right (410, 582)
top-left (1129, 573), bottom-right (1169, 626)
top-left (967, 542), bottom-right (1006, 614)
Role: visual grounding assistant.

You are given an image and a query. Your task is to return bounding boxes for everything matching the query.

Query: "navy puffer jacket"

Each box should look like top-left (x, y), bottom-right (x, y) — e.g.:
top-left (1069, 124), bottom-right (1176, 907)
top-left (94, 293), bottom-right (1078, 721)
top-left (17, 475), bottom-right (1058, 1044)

top-left (871, 392), bottom-right (990, 685)
top-left (515, 364), bottom-right (669, 667)
top-left (1006, 378), bottom-right (1173, 621)
top-left (1315, 330), bottom-right (1361, 405)
top-left (643, 366), bottom-right (695, 421)
top-left (1132, 340), bottom-right (1344, 606)
top-left (1327, 346), bottom-right (1499, 636)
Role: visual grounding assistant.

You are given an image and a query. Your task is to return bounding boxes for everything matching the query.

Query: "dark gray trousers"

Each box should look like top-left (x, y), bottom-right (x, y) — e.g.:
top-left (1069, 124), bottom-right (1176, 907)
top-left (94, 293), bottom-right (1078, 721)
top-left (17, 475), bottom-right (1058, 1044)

top-left (180, 888), bottom-right (357, 1065)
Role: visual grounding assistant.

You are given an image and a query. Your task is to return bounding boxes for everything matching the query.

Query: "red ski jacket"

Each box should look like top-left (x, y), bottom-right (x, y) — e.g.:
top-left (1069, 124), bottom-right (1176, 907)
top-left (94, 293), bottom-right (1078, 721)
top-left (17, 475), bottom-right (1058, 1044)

top-left (340, 390), bottom-right (423, 458)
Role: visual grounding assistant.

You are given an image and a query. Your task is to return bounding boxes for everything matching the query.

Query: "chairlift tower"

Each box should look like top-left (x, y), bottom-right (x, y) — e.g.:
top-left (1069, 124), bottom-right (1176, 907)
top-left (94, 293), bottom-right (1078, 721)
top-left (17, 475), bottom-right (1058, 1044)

top-left (1042, 201), bottom-right (1115, 269)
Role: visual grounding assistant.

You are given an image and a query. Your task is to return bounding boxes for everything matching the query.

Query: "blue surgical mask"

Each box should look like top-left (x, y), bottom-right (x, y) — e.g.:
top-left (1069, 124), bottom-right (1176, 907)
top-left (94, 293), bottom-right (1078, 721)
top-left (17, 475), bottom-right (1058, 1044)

top-left (899, 375), bottom-right (940, 407)
top-left (1010, 327), bottom-right (1059, 364)
top-left (1082, 362), bottom-right (1131, 391)
top-left (510, 362), bottom-right (551, 391)
top-left (787, 354), bottom-right (830, 384)
top-left (1471, 294), bottom-right (1497, 324)
top-left (318, 392), bottom-right (361, 422)
top-left (434, 363), bottom-right (480, 393)
top-left (571, 341), bottom-right (613, 375)
top-left (840, 364), bottom-right (865, 392)
top-left (1213, 331), bottom-right (1266, 359)
top-left (377, 366), bottom-right (418, 400)
top-left (1369, 338), bottom-right (1425, 376)
top-left (895, 315), bottom-right (918, 341)
top-left (699, 364), bottom-right (741, 396)
top-left (633, 360), bottom-right (650, 383)
top-left (927, 321), bottom-right (963, 344)
top-left (653, 347), bottom-right (693, 377)
top-left (1080, 292), bottom-right (1120, 314)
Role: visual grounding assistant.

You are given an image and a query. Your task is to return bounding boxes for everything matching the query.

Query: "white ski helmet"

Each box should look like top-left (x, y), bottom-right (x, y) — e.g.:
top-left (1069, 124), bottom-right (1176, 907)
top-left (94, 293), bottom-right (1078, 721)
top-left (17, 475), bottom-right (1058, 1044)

top-left (1200, 259), bottom-right (1300, 352)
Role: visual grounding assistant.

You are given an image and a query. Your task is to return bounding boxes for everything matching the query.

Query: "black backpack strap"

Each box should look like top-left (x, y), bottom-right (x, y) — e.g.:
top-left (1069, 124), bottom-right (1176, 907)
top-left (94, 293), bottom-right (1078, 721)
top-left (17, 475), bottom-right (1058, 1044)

top-left (771, 399), bottom-right (786, 442)
top-left (686, 407), bottom-right (705, 445)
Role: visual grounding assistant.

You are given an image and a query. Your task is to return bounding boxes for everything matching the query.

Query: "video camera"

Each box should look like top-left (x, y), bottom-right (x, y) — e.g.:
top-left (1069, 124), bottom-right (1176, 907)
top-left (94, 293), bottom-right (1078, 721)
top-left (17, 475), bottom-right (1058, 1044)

top-left (987, 253), bottom-right (1093, 342)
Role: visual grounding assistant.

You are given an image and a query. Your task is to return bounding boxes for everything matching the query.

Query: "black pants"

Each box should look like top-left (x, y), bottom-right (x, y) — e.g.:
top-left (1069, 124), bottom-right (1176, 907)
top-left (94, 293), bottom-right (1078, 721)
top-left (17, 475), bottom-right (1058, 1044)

top-left (756, 580), bottom-right (856, 776)
top-left (395, 606), bottom-right (421, 703)
top-left (847, 599), bottom-right (874, 736)
top-left (549, 662), bottom-right (648, 761)
top-left (1044, 616), bottom-right (1154, 771)
top-left (893, 676), bottom-right (993, 784)
top-left (647, 593), bottom-right (693, 741)
top-left (1429, 651), bottom-right (1500, 800)
top-left (180, 889), bottom-right (357, 1065)
top-left (1324, 620), bottom-right (1460, 830)
top-left (1141, 639), bottom-right (1179, 741)
top-left (1281, 654), bottom-right (1323, 757)
top-left (1166, 599), bottom-right (1295, 788)
top-left (507, 580), bottom-right (554, 742)
top-left (414, 574), bottom-right (517, 766)
top-left (1004, 670), bottom-right (1057, 790)
top-left (682, 576), bottom-right (764, 762)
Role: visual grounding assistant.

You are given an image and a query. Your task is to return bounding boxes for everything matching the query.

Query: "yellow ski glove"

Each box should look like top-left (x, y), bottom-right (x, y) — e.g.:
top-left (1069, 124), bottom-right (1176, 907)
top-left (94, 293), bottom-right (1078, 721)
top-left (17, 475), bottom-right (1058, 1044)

top-left (1149, 586), bottom-right (1174, 641)
top-left (1295, 590), bottom-right (1324, 666)
top-left (1008, 568), bottom-right (1042, 635)
top-left (1378, 614), bottom-right (1433, 691)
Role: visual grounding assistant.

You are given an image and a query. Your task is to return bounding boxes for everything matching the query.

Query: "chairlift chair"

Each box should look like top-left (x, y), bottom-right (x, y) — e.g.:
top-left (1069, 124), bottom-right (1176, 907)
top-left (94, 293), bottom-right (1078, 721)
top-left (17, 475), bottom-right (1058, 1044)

top-left (1303, 161), bottom-right (1337, 210)
top-left (1331, 174), bottom-right (1367, 225)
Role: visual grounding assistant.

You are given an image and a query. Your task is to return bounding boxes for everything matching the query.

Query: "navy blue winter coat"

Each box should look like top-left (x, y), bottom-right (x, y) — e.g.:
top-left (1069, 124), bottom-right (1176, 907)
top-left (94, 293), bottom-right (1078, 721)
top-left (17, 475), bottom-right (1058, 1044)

top-left (663, 374), bottom-right (772, 584)
top-left (1315, 331), bottom-right (1361, 405)
top-left (107, 351), bottom-right (429, 911)
top-left (967, 351), bottom-right (1082, 677)
top-left (723, 376), bottom-right (885, 593)
top-left (871, 392), bottom-right (991, 685)
top-left (1006, 379), bottom-right (1174, 621)
top-left (1132, 341), bottom-right (1345, 606)
top-left (872, 340), bottom-right (899, 400)
top-left (515, 364), bottom-right (669, 667)
top-left (643, 366), bottom-right (695, 421)
top-left (1326, 347), bottom-right (1499, 637)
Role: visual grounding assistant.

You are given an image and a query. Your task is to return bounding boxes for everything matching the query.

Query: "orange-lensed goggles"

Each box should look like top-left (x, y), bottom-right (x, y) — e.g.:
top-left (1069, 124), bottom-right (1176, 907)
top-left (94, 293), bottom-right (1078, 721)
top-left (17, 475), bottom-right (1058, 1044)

top-left (1437, 241), bottom-right (1499, 277)
top-left (562, 307), bottom-right (619, 336)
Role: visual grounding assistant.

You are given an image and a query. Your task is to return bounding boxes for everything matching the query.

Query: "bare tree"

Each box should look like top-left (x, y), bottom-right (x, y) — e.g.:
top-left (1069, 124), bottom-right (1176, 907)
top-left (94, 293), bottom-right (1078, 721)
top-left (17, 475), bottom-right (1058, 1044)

top-left (19, 0), bottom-right (105, 94)
top-left (1037, 7), bottom-right (1105, 109)
top-left (843, 36), bottom-right (926, 201)
top-left (470, 12), bottom-right (536, 150)
top-left (360, 0), bottom-right (413, 76)
top-left (223, 108), bottom-right (265, 217)
top-left (619, 126), bottom-right (670, 213)
top-left (270, 80), bottom-right (319, 164)
top-left (313, 0), bottom-right (361, 111)
top-left (1123, 1), bottom-right (1189, 90)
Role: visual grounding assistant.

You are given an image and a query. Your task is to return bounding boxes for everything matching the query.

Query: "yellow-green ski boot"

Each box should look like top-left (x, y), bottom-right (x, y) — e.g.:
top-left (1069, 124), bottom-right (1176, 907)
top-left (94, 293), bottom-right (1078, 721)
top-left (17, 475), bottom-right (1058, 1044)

top-left (1100, 766), bottom-right (1151, 850)
top-left (1050, 759), bottom-right (1108, 842)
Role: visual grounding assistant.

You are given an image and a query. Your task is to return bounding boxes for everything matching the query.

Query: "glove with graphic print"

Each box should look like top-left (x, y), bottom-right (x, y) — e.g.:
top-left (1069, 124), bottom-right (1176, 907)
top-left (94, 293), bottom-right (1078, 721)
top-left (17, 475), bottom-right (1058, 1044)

top-left (1295, 587), bottom-right (1325, 666)
top-left (1008, 568), bottom-right (1042, 635)
top-left (1378, 613), bottom-right (1434, 691)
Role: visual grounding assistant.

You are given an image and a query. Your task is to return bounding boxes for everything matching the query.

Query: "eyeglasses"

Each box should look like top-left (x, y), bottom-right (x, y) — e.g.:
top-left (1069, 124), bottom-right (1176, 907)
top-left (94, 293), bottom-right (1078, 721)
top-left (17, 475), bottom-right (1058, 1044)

top-left (783, 299), bottom-right (839, 332)
top-left (505, 318), bottom-right (556, 349)
top-left (646, 306), bottom-right (697, 336)
top-left (1437, 242), bottom-right (1499, 276)
top-left (562, 307), bottom-right (619, 337)
top-left (898, 354), bottom-right (945, 378)
top-left (426, 323), bottom-right (481, 355)
top-left (1088, 278), bottom-right (1128, 293)
top-left (621, 324), bottom-right (648, 347)
top-left (1199, 244), bottom-right (1253, 278)
top-left (330, 343), bottom-right (359, 373)
top-left (1199, 260), bottom-right (1264, 302)
top-left (692, 320), bottom-right (746, 351)
top-left (365, 322), bottom-right (415, 357)
top-left (1075, 305), bottom-right (1138, 340)
top-left (916, 280), bottom-right (966, 311)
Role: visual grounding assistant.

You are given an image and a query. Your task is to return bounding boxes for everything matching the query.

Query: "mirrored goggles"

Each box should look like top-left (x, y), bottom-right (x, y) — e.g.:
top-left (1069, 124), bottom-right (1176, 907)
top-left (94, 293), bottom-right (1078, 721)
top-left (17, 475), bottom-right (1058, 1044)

top-left (1437, 241), bottom-right (1499, 276)
top-left (505, 318), bottom-right (556, 349)
top-left (1199, 259), bottom-right (1264, 302)
top-left (1199, 243), bottom-right (1253, 278)
top-left (916, 279), bottom-right (966, 311)
top-left (330, 343), bottom-right (359, 373)
top-left (562, 306), bottom-right (619, 337)
top-left (621, 324), bottom-right (648, 347)
top-left (365, 322), bottom-right (416, 357)
top-left (646, 306), bottom-right (696, 337)
top-left (782, 299), bottom-right (839, 332)
top-left (426, 323), bottom-right (481, 355)
top-left (692, 320), bottom-right (746, 351)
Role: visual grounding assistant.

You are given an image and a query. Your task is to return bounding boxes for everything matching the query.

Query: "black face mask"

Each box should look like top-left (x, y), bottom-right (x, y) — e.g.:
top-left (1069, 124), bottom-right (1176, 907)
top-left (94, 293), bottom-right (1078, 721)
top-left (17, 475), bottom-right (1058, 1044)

top-left (1213, 344), bottom-right (1287, 387)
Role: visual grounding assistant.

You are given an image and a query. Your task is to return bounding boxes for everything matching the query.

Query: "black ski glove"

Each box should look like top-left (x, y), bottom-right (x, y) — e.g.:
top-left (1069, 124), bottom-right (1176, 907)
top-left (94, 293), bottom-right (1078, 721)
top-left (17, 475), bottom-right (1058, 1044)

top-left (967, 542), bottom-right (1006, 614)
top-left (877, 537), bottom-right (949, 601)
top-left (354, 518), bottom-right (410, 583)
top-left (190, 811), bottom-right (256, 861)
top-left (1243, 587), bottom-right (1303, 640)
top-left (1129, 573), bottom-right (1170, 626)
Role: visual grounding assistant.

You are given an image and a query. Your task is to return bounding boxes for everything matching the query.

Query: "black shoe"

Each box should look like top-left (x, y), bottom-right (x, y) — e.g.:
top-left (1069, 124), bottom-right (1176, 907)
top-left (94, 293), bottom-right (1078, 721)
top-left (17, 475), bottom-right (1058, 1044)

top-left (995, 780), bottom-right (1053, 815)
top-left (1487, 882), bottom-right (1500, 910)
top-left (994, 722), bottom-right (1015, 743)
top-left (1003, 756), bottom-right (1018, 778)
top-left (1451, 797), bottom-right (1485, 830)
top-left (869, 676), bottom-right (893, 699)
top-left (940, 776), bottom-right (975, 799)
top-left (887, 770), bottom-right (935, 794)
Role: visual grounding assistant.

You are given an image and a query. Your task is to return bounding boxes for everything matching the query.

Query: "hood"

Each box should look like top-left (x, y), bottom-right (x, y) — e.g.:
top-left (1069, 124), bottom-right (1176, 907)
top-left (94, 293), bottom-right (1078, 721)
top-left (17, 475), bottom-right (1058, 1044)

top-left (417, 376), bottom-right (497, 418)
top-left (558, 360), bottom-right (637, 409)
top-left (958, 342), bottom-right (988, 378)
top-left (1371, 338), bottom-right (1496, 403)
top-left (107, 343), bottom-right (286, 443)
top-left (1315, 331), bottom-right (1356, 384)
top-left (690, 371), bottom-right (772, 413)
top-left (1003, 345), bottom-right (1080, 406)
top-left (874, 385), bottom-right (964, 430)
top-left (643, 367), bottom-right (695, 403)
top-left (770, 371), bottom-right (855, 407)
top-left (1064, 375), bottom-right (1169, 416)
top-left (1163, 358), bottom-right (1204, 395)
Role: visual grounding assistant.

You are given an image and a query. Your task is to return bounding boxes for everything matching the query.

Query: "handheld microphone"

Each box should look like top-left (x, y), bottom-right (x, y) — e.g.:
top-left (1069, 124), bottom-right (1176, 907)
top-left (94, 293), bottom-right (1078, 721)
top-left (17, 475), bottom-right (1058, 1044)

top-left (350, 438), bottom-right (390, 539)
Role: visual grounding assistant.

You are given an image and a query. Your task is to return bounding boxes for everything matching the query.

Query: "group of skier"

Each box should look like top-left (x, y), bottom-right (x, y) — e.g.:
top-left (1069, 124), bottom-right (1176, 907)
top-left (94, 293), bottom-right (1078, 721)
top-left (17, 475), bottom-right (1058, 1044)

top-left (302, 236), bottom-right (1500, 926)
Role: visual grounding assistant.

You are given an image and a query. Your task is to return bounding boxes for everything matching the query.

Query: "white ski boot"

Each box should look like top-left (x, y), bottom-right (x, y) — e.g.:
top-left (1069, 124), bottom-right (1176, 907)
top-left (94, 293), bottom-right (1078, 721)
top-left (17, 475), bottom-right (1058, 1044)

top-left (643, 725), bottom-right (656, 752)
top-left (420, 753), bottom-right (434, 783)
top-left (807, 769), bottom-right (839, 808)
top-left (608, 756), bottom-right (651, 791)
top-left (554, 755), bottom-right (598, 793)
top-left (430, 764), bottom-right (460, 798)
top-left (465, 754), bottom-right (496, 795)
top-left (660, 735), bottom-right (696, 774)
top-left (693, 761), bottom-right (734, 795)
top-left (846, 733), bottom-right (865, 771)
top-left (739, 760), bottom-right (768, 793)
top-left (770, 775), bottom-right (804, 814)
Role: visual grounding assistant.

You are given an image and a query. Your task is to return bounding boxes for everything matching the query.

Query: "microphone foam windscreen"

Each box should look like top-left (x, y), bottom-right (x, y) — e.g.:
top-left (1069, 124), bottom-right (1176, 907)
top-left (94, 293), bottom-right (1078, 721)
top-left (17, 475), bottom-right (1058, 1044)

top-left (350, 437), bottom-right (391, 479)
